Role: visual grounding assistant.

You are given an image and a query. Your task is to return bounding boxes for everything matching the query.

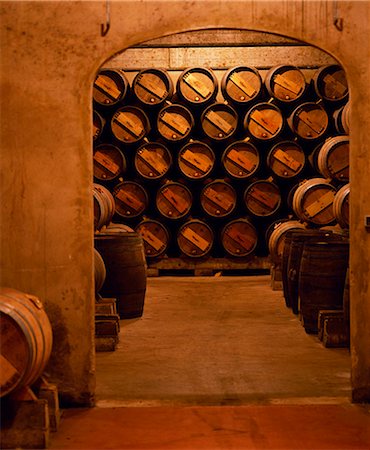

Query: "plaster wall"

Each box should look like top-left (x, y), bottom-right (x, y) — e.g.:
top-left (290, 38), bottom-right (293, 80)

top-left (0, 0), bottom-right (369, 404)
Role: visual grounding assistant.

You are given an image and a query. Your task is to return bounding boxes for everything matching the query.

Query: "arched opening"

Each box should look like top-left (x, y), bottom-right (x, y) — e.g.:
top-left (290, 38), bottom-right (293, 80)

top-left (92, 28), bottom-right (351, 407)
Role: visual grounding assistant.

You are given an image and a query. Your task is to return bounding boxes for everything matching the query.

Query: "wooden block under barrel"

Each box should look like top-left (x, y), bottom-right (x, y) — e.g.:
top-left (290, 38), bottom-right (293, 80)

top-left (318, 309), bottom-right (349, 348)
top-left (95, 297), bottom-right (117, 315)
top-left (95, 314), bottom-right (120, 336)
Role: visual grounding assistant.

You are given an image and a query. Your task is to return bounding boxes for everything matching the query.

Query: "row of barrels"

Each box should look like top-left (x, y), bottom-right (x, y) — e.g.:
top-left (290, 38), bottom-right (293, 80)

top-left (93, 135), bottom-right (349, 183)
top-left (269, 224), bottom-right (349, 335)
top-left (93, 64), bottom-right (348, 111)
top-left (94, 180), bottom-right (349, 259)
top-left (94, 99), bottom-right (350, 146)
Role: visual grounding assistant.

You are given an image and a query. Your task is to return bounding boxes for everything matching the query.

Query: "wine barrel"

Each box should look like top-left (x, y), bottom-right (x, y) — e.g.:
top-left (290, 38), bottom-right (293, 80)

top-left (177, 219), bottom-right (214, 258)
top-left (200, 180), bottom-right (237, 218)
top-left (93, 183), bottom-right (115, 230)
top-left (93, 110), bottom-right (105, 142)
top-left (0, 288), bottom-right (53, 397)
top-left (221, 140), bottom-right (260, 180)
top-left (244, 179), bottom-right (281, 217)
top-left (135, 219), bottom-right (170, 258)
top-left (156, 181), bottom-right (192, 219)
top-left (178, 140), bottom-right (215, 180)
top-left (132, 68), bottom-right (173, 107)
top-left (111, 106), bottom-right (150, 144)
top-left (333, 183), bottom-right (350, 229)
top-left (157, 103), bottom-right (194, 143)
top-left (105, 222), bottom-right (135, 233)
top-left (220, 218), bottom-right (258, 258)
top-left (221, 66), bottom-right (263, 106)
top-left (333, 103), bottom-right (350, 135)
top-left (243, 102), bottom-right (284, 141)
top-left (94, 248), bottom-right (106, 294)
top-left (287, 102), bottom-right (329, 141)
top-left (95, 232), bottom-right (147, 319)
top-left (267, 140), bottom-right (306, 179)
top-left (265, 65), bottom-right (306, 103)
top-left (93, 69), bottom-right (130, 108)
top-left (200, 102), bottom-right (238, 141)
top-left (93, 144), bottom-right (127, 182)
top-left (316, 135), bottom-right (349, 182)
top-left (113, 181), bottom-right (148, 219)
top-left (176, 67), bottom-right (218, 107)
top-left (311, 64), bottom-right (349, 103)
top-left (282, 229), bottom-right (333, 312)
top-left (267, 219), bottom-right (306, 264)
top-left (299, 239), bottom-right (349, 333)
top-left (292, 178), bottom-right (337, 226)
top-left (134, 141), bottom-right (172, 181)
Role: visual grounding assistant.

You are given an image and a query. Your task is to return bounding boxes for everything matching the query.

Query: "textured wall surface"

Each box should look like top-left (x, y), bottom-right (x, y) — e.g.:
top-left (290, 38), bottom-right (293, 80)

top-left (0, 0), bottom-right (369, 404)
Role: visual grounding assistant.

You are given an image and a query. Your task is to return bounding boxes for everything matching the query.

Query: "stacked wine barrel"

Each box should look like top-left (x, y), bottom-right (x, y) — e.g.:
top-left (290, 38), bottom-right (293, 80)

top-left (92, 64), bottom-right (350, 263)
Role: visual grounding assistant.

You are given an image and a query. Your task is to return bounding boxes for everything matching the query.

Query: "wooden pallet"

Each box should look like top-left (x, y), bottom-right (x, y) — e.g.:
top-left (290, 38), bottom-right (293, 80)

top-left (147, 256), bottom-right (271, 276)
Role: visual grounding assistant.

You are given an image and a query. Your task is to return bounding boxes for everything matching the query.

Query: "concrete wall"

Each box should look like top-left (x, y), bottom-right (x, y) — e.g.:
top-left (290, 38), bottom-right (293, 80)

top-left (0, 0), bottom-right (369, 405)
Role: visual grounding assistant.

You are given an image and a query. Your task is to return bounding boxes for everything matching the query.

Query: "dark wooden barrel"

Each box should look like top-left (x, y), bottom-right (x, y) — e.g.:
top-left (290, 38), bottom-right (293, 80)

top-left (156, 181), bottom-right (192, 219)
top-left (287, 102), bottom-right (329, 141)
top-left (264, 65), bottom-right (306, 103)
top-left (282, 229), bottom-right (333, 312)
top-left (343, 268), bottom-right (350, 335)
top-left (93, 69), bottom-right (130, 107)
top-left (157, 103), bottom-right (194, 143)
top-left (220, 218), bottom-right (258, 258)
top-left (200, 180), bottom-right (237, 218)
top-left (93, 183), bottom-right (115, 230)
top-left (132, 68), bottom-right (173, 107)
top-left (177, 219), bottom-right (214, 258)
top-left (0, 288), bottom-right (53, 397)
top-left (299, 239), bottom-right (349, 333)
top-left (292, 178), bottom-right (337, 226)
top-left (93, 110), bottom-right (105, 142)
top-left (267, 140), bottom-right (306, 180)
top-left (94, 248), bottom-right (106, 294)
top-left (93, 144), bottom-right (127, 182)
top-left (111, 106), bottom-right (150, 144)
top-left (244, 179), bottom-right (281, 217)
top-left (221, 140), bottom-right (260, 180)
top-left (333, 183), bottom-right (350, 229)
top-left (311, 65), bottom-right (349, 103)
top-left (221, 66), bottom-right (263, 106)
top-left (243, 102), bottom-right (284, 141)
top-left (134, 141), bottom-right (172, 181)
top-left (135, 219), bottom-right (170, 258)
top-left (176, 67), bottom-right (218, 107)
top-left (333, 103), bottom-right (350, 135)
top-left (316, 135), bottom-right (349, 182)
top-left (178, 140), bottom-right (215, 180)
top-left (95, 232), bottom-right (147, 319)
top-left (200, 102), bottom-right (238, 141)
top-left (267, 219), bottom-right (306, 264)
top-left (113, 181), bottom-right (148, 219)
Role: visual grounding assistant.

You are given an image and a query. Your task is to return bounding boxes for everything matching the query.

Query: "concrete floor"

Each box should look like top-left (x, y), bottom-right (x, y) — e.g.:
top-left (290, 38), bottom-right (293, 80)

top-left (95, 275), bottom-right (351, 406)
top-left (50, 275), bottom-right (370, 449)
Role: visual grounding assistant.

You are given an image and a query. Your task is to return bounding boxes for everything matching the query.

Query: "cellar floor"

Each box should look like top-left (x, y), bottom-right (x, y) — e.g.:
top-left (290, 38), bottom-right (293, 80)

top-left (50, 275), bottom-right (370, 449)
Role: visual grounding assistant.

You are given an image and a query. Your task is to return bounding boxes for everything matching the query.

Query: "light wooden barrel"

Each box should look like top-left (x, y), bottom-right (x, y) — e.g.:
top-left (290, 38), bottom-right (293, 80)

top-left (135, 219), bottom-right (170, 258)
top-left (93, 183), bottom-right (115, 230)
top-left (267, 140), bottom-right (306, 179)
top-left (220, 218), bottom-right (258, 258)
top-left (0, 288), bottom-right (53, 397)
top-left (111, 106), bottom-right (150, 144)
top-left (134, 141), bottom-right (172, 181)
top-left (264, 65), bottom-right (306, 103)
top-left (243, 102), bottom-right (284, 141)
top-left (93, 110), bottom-right (105, 142)
top-left (268, 220), bottom-right (306, 263)
top-left (316, 135), bottom-right (349, 182)
top-left (244, 179), bottom-right (282, 217)
top-left (221, 66), bottom-right (263, 106)
top-left (132, 68), bottom-right (173, 107)
top-left (311, 64), bottom-right (349, 103)
top-left (178, 140), bottom-right (215, 180)
top-left (157, 103), bottom-right (194, 143)
top-left (93, 69), bottom-right (130, 107)
top-left (200, 180), bottom-right (237, 218)
top-left (200, 102), bottom-right (239, 141)
top-left (287, 102), bottom-right (329, 141)
top-left (176, 67), bottom-right (218, 107)
top-left (292, 178), bottom-right (337, 226)
top-left (222, 140), bottom-right (260, 180)
top-left (333, 183), bottom-right (350, 229)
top-left (93, 144), bottom-right (127, 181)
top-left (333, 103), bottom-right (350, 134)
top-left (177, 219), bottom-right (214, 258)
top-left (94, 248), bottom-right (106, 294)
top-left (156, 181), bottom-right (192, 220)
top-left (113, 181), bottom-right (148, 219)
